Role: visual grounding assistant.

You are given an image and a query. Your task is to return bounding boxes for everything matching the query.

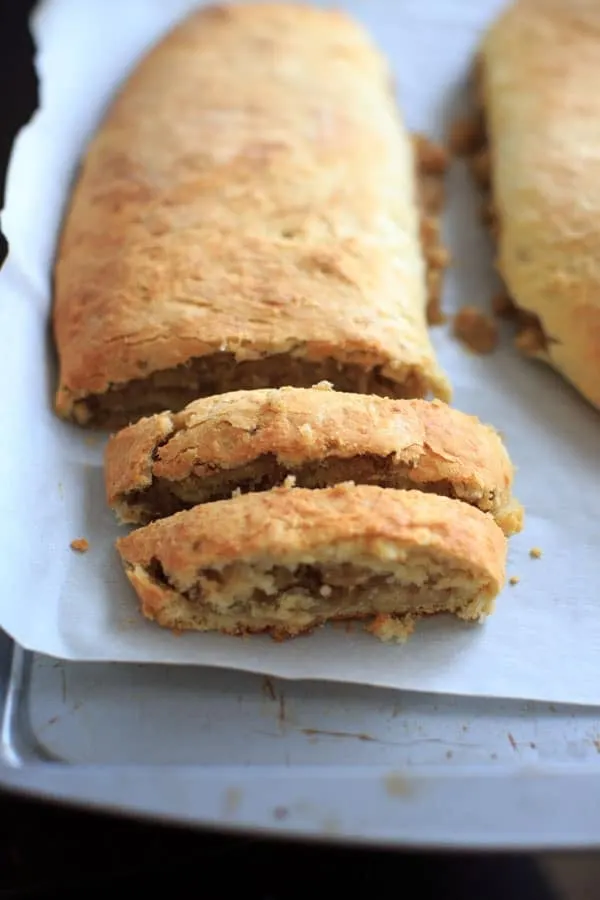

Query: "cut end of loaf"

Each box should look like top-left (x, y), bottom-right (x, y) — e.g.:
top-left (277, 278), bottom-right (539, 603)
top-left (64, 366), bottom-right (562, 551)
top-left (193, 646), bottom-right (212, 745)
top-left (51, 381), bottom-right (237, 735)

top-left (57, 351), bottom-right (448, 429)
top-left (124, 553), bottom-right (498, 642)
top-left (115, 484), bottom-right (507, 643)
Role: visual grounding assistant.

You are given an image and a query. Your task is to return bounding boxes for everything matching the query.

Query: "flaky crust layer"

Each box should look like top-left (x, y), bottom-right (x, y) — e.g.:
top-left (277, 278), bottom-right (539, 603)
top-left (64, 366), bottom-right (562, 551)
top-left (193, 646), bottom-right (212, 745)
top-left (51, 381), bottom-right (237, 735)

top-left (481, 0), bottom-right (600, 407)
top-left (116, 485), bottom-right (507, 638)
top-left (53, 2), bottom-right (449, 423)
top-left (105, 384), bottom-right (521, 533)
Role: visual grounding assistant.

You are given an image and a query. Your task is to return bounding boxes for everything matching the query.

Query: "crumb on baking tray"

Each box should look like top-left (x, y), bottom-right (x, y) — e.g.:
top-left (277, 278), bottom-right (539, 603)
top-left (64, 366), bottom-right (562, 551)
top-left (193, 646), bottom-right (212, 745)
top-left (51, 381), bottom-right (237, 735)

top-left (529, 547), bottom-right (542, 559)
top-left (70, 538), bottom-right (89, 553)
top-left (509, 575), bottom-right (520, 586)
top-left (453, 306), bottom-right (499, 354)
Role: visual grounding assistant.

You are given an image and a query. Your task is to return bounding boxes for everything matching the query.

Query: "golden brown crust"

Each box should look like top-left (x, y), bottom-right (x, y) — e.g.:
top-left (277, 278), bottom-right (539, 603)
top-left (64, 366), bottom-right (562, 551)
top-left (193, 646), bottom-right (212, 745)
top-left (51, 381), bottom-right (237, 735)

top-left (104, 384), bottom-right (521, 532)
top-left (480, 0), bottom-right (600, 407)
top-left (53, 2), bottom-right (449, 424)
top-left (116, 484), bottom-right (507, 639)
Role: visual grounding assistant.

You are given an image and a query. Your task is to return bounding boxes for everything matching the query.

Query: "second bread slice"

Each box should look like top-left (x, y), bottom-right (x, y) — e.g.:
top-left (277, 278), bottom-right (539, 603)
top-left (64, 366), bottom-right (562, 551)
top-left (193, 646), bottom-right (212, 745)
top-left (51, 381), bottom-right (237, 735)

top-left (105, 383), bottom-right (522, 533)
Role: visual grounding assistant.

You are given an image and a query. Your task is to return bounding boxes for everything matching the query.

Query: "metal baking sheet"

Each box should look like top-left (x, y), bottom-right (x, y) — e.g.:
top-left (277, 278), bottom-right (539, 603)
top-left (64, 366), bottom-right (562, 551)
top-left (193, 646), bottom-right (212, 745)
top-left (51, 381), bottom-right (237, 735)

top-left (2, 0), bottom-right (600, 847)
top-left (2, 634), bottom-right (600, 847)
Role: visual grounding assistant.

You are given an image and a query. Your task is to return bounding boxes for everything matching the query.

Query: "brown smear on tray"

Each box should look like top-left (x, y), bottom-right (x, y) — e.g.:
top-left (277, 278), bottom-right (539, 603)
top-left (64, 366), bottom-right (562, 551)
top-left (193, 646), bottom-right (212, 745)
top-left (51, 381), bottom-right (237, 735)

top-left (384, 772), bottom-right (413, 798)
top-left (223, 787), bottom-right (243, 816)
top-left (262, 676), bottom-right (277, 701)
top-left (301, 728), bottom-right (377, 743)
top-left (278, 694), bottom-right (286, 726)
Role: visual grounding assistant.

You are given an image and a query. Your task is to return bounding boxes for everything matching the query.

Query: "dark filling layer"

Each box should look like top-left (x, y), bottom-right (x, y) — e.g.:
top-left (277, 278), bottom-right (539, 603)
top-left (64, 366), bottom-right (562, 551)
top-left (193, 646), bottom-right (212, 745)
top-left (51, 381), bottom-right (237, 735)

top-left (146, 559), bottom-right (454, 612)
top-left (138, 556), bottom-right (486, 639)
top-left (126, 452), bottom-right (461, 522)
top-left (79, 353), bottom-right (425, 429)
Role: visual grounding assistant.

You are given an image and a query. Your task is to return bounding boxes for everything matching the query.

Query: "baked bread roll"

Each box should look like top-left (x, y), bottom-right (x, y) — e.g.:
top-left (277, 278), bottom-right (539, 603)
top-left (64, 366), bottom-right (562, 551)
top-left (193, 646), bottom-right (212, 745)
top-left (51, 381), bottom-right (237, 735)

top-left (105, 383), bottom-right (522, 534)
top-left (115, 484), bottom-right (507, 640)
top-left (475, 0), bottom-right (600, 407)
top-left (53, 2), bottom-right (449, 428)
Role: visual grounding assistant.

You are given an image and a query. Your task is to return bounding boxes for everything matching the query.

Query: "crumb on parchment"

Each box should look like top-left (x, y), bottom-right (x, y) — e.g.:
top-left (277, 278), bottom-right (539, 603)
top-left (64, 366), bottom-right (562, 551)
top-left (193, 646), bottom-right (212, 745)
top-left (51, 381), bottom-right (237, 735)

top-left (70, 538), bottom-right (89, 553)
top-left (509, 576), bottom-right (520, 586)
top-left (425, 244), bottom-right (451, 270)
top-left (448, 114), bottom-right (485, 157)
top-left (530, 547), bottom-right (542, 559)
top-left (515, 324), bottom-right (546, 356)
top-left (367, 614), bottom-right (415, 643)
top-left (480, 198), bottom-right (498, 234)
top-left (491, 292), bottom-right (517, 320)
top-left (469, 147), bottom-right (491, 187)
top-left (412, 133), bottom-right (449, 175)
top-left (453, 306), bottom-right (499, 355)
top-left (413, 135), bottom-right (451, 327)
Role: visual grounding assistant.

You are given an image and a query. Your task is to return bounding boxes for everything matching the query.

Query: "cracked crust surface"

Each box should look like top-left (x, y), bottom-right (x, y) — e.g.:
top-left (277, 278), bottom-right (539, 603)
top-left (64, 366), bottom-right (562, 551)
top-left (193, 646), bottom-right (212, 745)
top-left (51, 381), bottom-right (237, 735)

top-left (116, 484), bottom-right (507, 640)
top-left (105, 384), bottom-right (522, 534)
top-left (480, 0), bottom-right (600, 408)
top-left (53, 2), bottom-right (449, 426)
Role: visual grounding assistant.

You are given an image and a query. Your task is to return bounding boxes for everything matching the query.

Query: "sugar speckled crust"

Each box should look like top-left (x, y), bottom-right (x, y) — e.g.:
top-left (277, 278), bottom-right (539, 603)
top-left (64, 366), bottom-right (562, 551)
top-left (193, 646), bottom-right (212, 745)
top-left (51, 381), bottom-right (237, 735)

top-left (116, 485), bottom-right (507, 639)
top-left (481, 0), bottom-right (600, 408)
top-left (105, 384), bottom-right (522, 533)
top-left (53, 2), bottom-right (449, 423)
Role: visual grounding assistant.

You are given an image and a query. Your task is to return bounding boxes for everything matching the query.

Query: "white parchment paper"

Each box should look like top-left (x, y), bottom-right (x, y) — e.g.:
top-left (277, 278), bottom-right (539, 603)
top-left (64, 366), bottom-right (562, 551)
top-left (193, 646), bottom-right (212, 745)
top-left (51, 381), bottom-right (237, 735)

top-left (1, 0), bottom-right (599, 704)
